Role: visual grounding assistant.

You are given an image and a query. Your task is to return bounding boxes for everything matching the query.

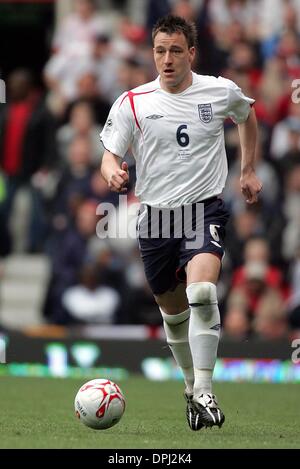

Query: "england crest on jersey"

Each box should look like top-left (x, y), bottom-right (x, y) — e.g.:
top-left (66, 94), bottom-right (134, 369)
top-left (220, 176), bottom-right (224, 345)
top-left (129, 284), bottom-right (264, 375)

top-left (198, 104), bottom-right (213, 123)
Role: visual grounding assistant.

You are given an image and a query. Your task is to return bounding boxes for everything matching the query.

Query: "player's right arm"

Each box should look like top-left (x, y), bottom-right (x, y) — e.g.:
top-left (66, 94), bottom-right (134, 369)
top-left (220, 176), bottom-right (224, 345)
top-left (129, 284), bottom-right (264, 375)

top-left (101, 151), bottom-right (129, 192)
top-left (99, 92), bottom-right (133, 192)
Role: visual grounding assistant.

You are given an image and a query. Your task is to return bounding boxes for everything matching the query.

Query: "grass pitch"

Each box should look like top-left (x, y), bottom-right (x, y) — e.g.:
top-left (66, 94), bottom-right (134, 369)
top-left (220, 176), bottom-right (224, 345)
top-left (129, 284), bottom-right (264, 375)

top-left (0, 376), bottom-right (299, 449)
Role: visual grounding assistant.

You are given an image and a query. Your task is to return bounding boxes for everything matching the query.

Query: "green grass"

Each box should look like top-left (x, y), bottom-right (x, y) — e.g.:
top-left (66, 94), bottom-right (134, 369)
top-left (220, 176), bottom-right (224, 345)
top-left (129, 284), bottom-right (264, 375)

top-left (0, 376), bottom-right (299, 449)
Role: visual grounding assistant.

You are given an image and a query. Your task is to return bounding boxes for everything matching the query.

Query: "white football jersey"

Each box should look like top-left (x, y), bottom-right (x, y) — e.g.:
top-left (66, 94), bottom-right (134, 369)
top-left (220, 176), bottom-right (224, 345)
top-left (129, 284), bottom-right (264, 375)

top-left (100, 72), bottom-right (254, 208)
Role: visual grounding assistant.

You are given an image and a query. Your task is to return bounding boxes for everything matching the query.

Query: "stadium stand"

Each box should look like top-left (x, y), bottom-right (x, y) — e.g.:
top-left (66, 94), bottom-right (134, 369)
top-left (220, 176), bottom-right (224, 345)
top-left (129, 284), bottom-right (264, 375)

top-left (0, 0), bottom-right (300, 341)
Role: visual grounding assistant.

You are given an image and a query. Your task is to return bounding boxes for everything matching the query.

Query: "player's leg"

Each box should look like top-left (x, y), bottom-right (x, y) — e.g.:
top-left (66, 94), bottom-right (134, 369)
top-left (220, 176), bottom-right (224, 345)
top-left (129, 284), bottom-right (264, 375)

top-left (155, 284), bottom-right (203, 430)
top-left (154, 283), bottom-right (194, 396)
top-left (185, 252), bottom-right (225, 428)
top-left (137, 205), bottom-right (197, 428)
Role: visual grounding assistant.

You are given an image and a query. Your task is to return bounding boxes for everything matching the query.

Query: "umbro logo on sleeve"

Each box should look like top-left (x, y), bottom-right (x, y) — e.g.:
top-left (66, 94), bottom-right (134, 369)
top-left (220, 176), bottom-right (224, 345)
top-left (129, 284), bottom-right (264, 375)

top-left (146, 114), bottom-right (164, 119)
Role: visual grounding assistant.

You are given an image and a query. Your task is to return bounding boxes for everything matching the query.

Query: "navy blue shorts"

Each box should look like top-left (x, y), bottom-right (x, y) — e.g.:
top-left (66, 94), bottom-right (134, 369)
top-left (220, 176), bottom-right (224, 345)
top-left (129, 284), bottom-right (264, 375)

top-left (137, 197), bottom-right (230, 295)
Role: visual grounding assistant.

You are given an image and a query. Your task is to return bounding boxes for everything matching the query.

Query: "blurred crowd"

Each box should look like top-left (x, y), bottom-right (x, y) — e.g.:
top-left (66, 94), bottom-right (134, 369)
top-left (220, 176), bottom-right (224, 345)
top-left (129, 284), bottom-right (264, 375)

top-left (1, 0), bottom-right (300, 340)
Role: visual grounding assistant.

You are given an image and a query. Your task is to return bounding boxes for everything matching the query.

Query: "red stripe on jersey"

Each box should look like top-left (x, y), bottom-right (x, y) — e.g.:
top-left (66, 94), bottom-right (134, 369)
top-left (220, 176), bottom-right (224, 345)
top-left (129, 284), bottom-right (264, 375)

top-left (119, 89), bottom-right (158, 133)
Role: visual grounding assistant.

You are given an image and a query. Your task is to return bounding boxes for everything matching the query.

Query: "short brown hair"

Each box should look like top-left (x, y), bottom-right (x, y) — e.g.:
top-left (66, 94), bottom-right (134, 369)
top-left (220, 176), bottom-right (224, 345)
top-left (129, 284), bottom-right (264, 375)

top-left (152, 15), bottom-right (197, 49)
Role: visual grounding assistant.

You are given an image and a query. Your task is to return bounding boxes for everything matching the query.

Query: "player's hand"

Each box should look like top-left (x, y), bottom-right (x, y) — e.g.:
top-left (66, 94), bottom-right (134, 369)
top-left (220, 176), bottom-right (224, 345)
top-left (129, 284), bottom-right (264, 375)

top-left (108, 162), bottom-right (129, 192)
top-left (240, 170), bottom-right (262, 204)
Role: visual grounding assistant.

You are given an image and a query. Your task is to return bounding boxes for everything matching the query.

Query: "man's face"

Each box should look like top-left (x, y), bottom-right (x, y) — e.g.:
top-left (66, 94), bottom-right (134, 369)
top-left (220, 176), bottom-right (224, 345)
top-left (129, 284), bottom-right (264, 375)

top-left (76, 0), bottom-right (93, 19)
top-left (153, 32), bottom-right (195, 92)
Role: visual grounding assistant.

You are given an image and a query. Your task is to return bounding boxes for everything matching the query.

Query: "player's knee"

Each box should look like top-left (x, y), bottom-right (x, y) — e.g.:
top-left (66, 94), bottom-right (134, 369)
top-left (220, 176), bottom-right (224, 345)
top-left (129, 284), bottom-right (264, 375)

top-left (186, 282), bottom-right (218, 321)
top-left (155, 295), bottom-right (187, 316)
top-left (186, 282), bottom-right (217, 305)
top-left (159, 307), bottom-right (190, 344)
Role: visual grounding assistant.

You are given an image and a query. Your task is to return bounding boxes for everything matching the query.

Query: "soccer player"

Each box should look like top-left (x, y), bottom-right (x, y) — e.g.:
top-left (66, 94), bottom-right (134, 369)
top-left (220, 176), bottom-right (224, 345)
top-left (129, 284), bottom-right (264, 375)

top-left (100, 15), bottom-right (262, 430)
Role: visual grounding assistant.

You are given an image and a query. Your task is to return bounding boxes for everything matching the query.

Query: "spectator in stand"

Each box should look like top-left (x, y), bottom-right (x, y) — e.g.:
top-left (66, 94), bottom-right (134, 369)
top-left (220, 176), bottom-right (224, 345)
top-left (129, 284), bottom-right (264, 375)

top-left (271, 101), bottom-right (300, 160)
top-left (224, 130), bottom-right (280, 216)
top-left (44, 199), bottom-right (98, 324)
top-left (50, 135), bottom-right (95, 229)
top-left (225, 260), bottom-right (287, 339)
top-left (57, 100), bottom-right (102, 165)
top-left (72, 72), bottom-right (111, 126)
top-left (146, 0), bottom-right (171, 35)
top-left (0, 69), bottom-right (57, 253)
top-left (121, 244), bottom-right (160, 325)
top-left (232, 237), bottom-right (286, 296)
top-left (223, 306), bottom-right (249, 340)
top-left (8, 0), bottom-right (300, 335)
top-left (225, 206), bottom-right (265, 269)
top-left (225, 41), bottom-right (262, 93)
top-left (172, 0), bottom-right (198, 22)
top-left (259, 1), bottom-right (300, 60)
top-left (288, 246), bottom-right (300, 331)
top-left (118, 15), bottom-right (148, 46)
top-left (62, 263), bottom-right (121, 324)
top-left (0, 171), bottom-right (10, 256)
top-left (208, 20), bottom-right (247, 77)
top-left (276, 29), bottom-right (300, 74)
top-left (116, 56), bottom-right (153, 97)
top-left (282, 164), bottom-right (300, 261)
top-left (52, 0), bottom-right (107, 54)
top-left (92, 34), bottom-right (123, 104)
top-left (252, 300), bottom-right (288, 340)
top-left (86, 238), bottom-right (132, 324)
top-left (255, 55), bottom-right (291, 126)
top-left (278, 122), bottom-right (300, 178)
top-left (44, 0), bottom-right (111, 108)
top-left (208, 0), bottom-right (258, 30)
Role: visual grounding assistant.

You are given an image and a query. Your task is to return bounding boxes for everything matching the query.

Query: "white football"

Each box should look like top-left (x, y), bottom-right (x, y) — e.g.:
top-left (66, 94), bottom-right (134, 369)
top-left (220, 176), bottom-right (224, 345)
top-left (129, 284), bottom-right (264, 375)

top-left (74, 378), bottom-right (125, 430)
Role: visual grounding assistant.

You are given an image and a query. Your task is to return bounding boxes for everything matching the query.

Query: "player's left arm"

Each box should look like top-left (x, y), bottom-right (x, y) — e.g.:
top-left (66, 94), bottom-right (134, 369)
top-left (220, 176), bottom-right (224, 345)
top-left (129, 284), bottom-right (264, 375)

top-left (237, 107), bottom-right (263, 204)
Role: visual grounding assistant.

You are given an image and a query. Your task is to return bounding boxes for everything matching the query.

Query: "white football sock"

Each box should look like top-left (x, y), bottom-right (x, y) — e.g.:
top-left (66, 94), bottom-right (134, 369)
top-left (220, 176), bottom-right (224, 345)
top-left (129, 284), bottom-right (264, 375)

top-left (186, 282), bottom-right (221, 398)
top-left (160, 308), bottom-right (194, 394)
top-left (193, 369), bottom-right (213, 395)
